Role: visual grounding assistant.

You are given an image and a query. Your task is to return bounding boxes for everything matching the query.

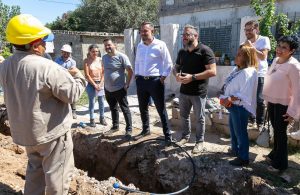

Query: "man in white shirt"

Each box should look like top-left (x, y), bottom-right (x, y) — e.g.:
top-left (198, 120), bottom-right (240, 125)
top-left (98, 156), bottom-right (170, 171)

top-left (134, 22), bottom-right (173, 144)
top-left (244, 20), bottom-right (271, 129)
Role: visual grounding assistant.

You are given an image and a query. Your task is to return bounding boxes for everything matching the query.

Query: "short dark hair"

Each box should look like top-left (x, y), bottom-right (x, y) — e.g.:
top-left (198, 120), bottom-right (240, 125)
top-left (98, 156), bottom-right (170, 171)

top-left (140, 21), bottom-right (154, 29)
top-left (245, 20), bottom-right (259, 28)
top-left (278, 35), bottom-right (299, 52)
top-left (184, 24), bottom-right (199, 35)
top-left (184, 24), bottom-right (198, 31)
top-left (103, 38), bottom-right (115, 44)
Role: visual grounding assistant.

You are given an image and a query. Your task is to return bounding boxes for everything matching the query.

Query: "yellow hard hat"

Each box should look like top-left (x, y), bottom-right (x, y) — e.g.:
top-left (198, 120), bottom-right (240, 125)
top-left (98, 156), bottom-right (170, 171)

top-left (6, 14), bottom-right (53, 45)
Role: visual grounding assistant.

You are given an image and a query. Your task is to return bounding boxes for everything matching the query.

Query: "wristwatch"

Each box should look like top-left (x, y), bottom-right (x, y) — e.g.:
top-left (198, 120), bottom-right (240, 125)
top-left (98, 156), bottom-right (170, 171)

top-left (192, 74), bottom-right (197, 81)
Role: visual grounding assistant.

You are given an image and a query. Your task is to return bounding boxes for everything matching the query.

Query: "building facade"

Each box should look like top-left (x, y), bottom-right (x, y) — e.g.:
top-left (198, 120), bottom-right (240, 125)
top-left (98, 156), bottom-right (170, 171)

top-left (159, 0), bottom-right (300, 60)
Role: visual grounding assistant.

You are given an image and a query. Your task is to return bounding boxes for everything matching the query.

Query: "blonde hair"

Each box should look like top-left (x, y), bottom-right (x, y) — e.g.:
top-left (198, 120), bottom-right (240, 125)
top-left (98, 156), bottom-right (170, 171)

top-left (238, 44), bottom-right (258, 70)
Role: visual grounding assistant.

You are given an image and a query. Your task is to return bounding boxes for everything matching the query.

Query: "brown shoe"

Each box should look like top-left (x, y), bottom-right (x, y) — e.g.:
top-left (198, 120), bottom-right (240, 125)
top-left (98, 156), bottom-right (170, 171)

top-left (100, 117), bottom-right (107, 126)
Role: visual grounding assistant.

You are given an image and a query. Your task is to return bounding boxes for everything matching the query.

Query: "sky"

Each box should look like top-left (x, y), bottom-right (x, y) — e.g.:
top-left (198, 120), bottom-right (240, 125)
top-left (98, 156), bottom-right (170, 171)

top-left (2, 0), bottom-right (81, 24)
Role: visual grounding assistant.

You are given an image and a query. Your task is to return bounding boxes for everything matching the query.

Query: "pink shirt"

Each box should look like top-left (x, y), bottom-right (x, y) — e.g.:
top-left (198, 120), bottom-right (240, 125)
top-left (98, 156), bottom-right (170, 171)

top-left (263, 57), bottom-right (300, 120)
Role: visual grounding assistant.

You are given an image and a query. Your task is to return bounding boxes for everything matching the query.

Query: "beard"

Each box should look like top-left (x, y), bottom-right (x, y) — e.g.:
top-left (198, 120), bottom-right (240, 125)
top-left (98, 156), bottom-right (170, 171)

top-left (187, 39), bottom-right (194, 47)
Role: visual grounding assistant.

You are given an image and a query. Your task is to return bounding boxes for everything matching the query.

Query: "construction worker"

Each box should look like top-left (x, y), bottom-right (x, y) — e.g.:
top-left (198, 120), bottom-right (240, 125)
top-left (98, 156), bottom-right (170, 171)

top-left (55, 44), bottom-right (78, 119)
top-left (0, 14), bottom-right (86, 195)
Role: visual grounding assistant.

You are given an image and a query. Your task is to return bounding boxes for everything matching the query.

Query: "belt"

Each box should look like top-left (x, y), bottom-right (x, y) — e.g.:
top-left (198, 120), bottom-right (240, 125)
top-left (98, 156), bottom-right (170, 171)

top-left (136, 75), bottom-right (160, 80)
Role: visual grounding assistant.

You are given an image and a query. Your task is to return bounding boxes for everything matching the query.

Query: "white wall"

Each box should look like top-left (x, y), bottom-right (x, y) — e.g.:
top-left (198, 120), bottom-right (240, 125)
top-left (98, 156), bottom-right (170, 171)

top-left (160, 6), bottom-right (252, 26)
top-left (277, 0), bottom-right (300, 13)
top-left (160, 0), bottom-right (300, 26)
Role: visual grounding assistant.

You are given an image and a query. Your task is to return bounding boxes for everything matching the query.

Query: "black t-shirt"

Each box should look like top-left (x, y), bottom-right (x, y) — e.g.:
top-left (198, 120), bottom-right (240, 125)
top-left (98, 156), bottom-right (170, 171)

top-left (175, 43), bottom-right (215, 96)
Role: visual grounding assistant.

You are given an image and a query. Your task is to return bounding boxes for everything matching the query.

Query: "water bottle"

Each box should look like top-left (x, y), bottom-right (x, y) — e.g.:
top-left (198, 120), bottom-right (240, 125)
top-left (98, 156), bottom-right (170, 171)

top-left (79, 122), bottom-right (87, 128)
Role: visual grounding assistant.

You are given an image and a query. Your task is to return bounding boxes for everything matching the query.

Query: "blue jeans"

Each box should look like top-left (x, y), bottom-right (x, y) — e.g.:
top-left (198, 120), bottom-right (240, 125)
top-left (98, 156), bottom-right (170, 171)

top-left (86, 83), bottom-right (105, 120)
top-left (179, 93), bottom-right (206, 143)
top-left (227, 105), bottom-right (250, 161)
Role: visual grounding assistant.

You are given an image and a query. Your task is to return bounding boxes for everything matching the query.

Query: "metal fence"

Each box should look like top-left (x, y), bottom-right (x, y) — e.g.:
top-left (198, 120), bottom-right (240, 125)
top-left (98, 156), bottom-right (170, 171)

top-left (176, 19), bottom-right (241, 63)
top-left (175, 13), bottom-right (300, 62)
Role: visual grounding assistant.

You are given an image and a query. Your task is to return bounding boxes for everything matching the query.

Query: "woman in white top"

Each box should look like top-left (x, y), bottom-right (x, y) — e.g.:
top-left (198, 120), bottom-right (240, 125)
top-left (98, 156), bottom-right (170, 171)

top-left (84, 44), bottom-right (107, 127)
top-left (263, 35), bottom-right (300, 171)
top-left (220, 43), bottom-right (258, 166)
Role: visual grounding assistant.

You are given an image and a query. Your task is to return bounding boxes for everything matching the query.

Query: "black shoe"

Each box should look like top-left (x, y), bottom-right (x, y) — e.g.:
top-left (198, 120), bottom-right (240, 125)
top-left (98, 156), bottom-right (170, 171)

top-left (90, 119), bottom-right (96, 127)
top-left (226, 148), bottom-right (238, 157)
top-left (229, 157), bottom-right (249, 166)
top-left (134, 130), bottom-right (150, 140)
top-left (263, 154), bottom-right (272, 163)
top-left (124, 131), bottom-right (132, 140)
top-left (104, 127), bottom-right (119, 135)
top-left (164, 139), bottom-right (173, 147)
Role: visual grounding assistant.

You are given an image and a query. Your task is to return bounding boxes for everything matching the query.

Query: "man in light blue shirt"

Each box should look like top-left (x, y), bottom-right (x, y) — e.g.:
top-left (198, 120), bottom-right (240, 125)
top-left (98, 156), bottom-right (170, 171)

top-left (134, 22), bottom-right (173, 145)
top-left (55, 44), bottom-right (78, 119)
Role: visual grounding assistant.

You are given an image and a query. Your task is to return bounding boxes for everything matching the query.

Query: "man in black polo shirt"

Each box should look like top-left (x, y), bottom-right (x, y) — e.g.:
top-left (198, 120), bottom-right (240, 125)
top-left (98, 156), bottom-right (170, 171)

top-left (174, 24), bottom-right (216, 154)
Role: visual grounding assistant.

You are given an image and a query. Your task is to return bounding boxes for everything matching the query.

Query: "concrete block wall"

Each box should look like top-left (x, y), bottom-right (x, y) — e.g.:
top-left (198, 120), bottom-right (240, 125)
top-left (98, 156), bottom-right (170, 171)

top-left (52, 31), bottom-right (124, 69)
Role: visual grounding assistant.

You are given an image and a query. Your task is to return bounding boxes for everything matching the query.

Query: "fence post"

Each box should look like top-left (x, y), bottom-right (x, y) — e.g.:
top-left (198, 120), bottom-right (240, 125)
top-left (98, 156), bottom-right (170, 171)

top-left (160, 23), bottom-right (180, 97)
top-left (124, 28), bottom-right (135, 66)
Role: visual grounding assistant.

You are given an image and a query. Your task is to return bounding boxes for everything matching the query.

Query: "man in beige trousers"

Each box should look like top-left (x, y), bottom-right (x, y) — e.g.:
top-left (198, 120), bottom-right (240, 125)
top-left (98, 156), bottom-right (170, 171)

top-left (0, 14), bottom-right (86, 195)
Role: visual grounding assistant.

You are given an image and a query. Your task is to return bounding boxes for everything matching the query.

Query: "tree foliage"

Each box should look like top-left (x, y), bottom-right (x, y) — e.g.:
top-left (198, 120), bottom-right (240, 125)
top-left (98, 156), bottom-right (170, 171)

top-left (250, 0), bottom-right (300, 58)
top-left (0, 0), bottom-right (20, 57)
top-left (47, 0), bottom-right (159, 33)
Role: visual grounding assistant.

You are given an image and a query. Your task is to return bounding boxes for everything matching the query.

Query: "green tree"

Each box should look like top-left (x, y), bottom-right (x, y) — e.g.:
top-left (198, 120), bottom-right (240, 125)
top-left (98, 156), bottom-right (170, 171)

top-left (250, 0), bottom-right (300, 58)
top-left (47, 0), bottom-right (159, 33)
top-left (0, 0), bottom-right (20, 57)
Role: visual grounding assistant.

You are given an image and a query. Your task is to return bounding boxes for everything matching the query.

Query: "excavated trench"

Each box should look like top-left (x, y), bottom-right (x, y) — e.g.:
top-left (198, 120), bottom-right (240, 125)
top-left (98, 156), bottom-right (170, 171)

top-left (72, 130), bottom-right (197, 194)
top-left (71, 129), bottom-right (297, 195)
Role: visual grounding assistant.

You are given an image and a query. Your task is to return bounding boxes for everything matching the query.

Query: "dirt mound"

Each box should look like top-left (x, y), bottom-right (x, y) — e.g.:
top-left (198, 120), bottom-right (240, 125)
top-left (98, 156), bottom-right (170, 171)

top-left (72, 128), bottom-right (300, 194)
top-left (0, 132), bottom-right (137, 195)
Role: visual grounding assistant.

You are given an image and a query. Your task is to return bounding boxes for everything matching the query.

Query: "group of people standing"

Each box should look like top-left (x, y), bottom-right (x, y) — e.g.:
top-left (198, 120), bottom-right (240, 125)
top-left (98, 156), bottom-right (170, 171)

top-left (0, 13), bottom-right (299, 195)
top-left (219, 20), bottom-right (300, 170)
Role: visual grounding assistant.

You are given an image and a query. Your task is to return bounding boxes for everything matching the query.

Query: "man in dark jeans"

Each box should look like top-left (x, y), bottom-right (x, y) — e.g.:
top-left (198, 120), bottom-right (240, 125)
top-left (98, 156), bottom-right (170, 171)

top-left (134, 22), bottom-right (173, 144)
top-left (102, 38), bottom-right (133, 139)
top-left (244, 20), bottom-right (271, 129)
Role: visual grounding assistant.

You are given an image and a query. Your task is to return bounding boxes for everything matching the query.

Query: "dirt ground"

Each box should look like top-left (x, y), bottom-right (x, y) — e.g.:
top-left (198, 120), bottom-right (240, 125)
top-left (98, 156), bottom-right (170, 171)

top-left (0, 95), bottom-right (300, 194)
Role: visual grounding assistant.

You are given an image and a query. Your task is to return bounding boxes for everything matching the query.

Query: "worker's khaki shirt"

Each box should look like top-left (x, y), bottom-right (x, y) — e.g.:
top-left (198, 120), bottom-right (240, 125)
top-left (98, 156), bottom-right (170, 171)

top-left (0, 50), bottom-right (86, 146)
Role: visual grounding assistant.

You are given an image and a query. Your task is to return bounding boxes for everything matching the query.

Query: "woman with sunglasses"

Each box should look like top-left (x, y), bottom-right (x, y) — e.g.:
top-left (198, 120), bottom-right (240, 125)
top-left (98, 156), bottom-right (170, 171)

top-left (262, 35), bottom-right (300, 172)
